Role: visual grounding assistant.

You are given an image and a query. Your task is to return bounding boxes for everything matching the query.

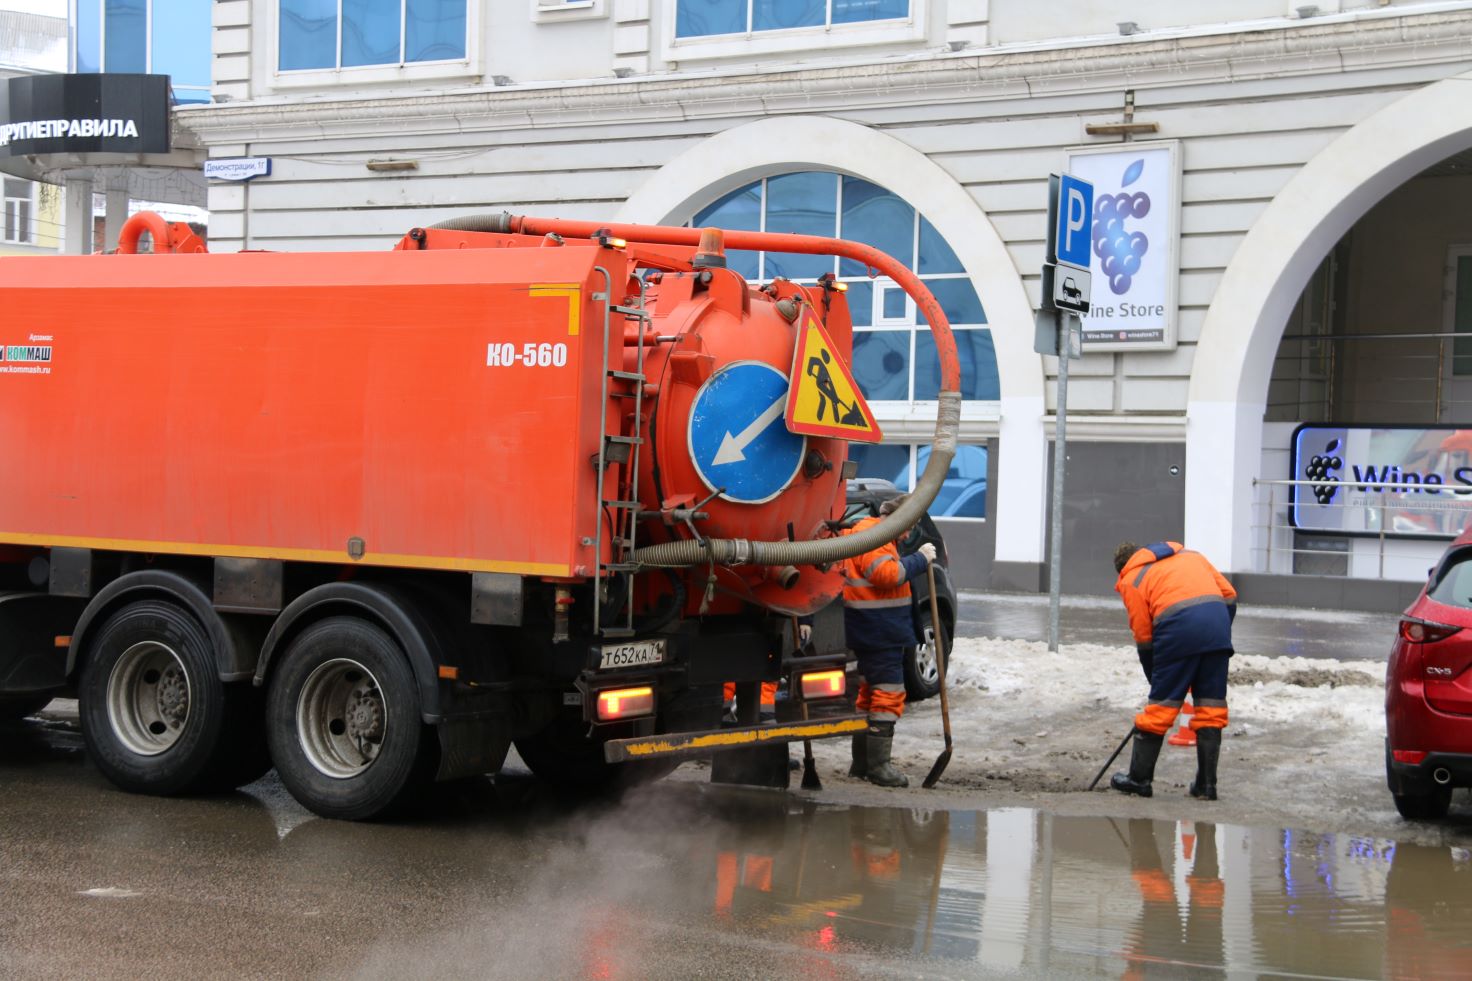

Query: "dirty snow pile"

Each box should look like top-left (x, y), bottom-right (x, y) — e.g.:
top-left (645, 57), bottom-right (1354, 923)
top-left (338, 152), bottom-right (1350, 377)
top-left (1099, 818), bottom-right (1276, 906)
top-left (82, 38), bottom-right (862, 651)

top-left (938, 636), bottom-right (1386, 738)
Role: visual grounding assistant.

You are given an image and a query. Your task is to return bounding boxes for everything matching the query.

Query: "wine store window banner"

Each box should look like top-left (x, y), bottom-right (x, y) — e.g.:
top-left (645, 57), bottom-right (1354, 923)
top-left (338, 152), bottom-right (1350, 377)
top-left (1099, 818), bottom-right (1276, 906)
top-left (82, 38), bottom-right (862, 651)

top-left (1290, 423), bottom-right (1472, 539)
top-left (1066, 141), bottom-right (1182, 352)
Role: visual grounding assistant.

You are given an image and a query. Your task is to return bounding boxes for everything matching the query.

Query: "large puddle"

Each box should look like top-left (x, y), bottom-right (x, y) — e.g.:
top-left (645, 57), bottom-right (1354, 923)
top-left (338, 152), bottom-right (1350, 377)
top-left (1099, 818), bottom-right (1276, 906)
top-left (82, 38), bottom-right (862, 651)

top-left (610, 790), bottom-right (1472, 978)
top-left (3, 719), bottom-right (1470, 978)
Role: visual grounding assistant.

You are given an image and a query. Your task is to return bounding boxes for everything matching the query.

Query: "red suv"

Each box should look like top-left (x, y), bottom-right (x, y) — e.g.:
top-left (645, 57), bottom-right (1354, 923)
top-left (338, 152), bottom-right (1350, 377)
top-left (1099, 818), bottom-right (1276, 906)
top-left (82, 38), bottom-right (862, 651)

top-left (1385, 529), bottom-right (1472, 819)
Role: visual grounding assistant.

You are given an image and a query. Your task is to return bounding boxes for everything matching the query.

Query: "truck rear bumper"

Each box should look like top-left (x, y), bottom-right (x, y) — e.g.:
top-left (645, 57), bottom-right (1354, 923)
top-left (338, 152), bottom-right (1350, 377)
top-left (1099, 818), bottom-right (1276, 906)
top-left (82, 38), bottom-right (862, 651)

top-left (603, 713), bottom-right (866, 763)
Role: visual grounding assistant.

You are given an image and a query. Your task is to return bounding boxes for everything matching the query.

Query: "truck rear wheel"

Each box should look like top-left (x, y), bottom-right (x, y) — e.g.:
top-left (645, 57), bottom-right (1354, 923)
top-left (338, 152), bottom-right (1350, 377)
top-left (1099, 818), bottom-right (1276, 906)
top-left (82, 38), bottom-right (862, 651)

top-left (80, 599), bottom-right (269, 795)
top-left (266, 617), bottom-right (434, 820)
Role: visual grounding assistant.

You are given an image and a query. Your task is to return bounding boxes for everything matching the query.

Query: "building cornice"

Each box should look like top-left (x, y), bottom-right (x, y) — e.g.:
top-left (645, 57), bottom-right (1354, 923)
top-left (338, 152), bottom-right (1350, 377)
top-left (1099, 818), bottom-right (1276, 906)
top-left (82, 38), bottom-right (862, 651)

top-left (181, 10), bottom-right (1472, 144)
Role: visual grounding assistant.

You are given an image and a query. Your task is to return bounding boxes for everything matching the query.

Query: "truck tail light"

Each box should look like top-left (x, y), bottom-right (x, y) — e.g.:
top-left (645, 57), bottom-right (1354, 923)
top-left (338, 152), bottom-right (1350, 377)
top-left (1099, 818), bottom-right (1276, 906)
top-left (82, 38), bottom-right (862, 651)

top-left (596, 686), bottom-right (654, 721)
top-left (800, 669), bottom-right (845, 700)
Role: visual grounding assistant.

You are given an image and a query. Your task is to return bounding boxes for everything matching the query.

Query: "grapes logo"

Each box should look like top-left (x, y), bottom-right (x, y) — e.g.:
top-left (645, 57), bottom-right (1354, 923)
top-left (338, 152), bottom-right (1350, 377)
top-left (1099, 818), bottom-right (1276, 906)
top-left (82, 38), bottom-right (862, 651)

top-left (1306, 439), bottom-right (1343, 505)
top-left (1093, 158), bottom-right (1151, 295)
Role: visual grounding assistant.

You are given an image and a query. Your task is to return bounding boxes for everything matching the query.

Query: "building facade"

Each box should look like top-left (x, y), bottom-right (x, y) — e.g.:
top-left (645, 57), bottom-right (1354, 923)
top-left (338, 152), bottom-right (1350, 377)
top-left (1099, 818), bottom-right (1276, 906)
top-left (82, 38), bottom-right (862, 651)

top-left (182, 0), bottom-right (1472, 605)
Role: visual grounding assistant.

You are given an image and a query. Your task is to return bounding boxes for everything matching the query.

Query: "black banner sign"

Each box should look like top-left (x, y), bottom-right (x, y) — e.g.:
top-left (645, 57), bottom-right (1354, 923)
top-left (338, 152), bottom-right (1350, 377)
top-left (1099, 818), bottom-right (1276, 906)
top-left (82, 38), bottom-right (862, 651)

top-left (1, 74), bottom-right (171, 157)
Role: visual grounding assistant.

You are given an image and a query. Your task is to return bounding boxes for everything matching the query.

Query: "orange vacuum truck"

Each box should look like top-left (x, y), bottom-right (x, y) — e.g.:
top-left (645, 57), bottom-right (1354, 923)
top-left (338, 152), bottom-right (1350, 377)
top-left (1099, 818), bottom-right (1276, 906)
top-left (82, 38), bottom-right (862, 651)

top-left (0, 211), bottom-right (961, 820)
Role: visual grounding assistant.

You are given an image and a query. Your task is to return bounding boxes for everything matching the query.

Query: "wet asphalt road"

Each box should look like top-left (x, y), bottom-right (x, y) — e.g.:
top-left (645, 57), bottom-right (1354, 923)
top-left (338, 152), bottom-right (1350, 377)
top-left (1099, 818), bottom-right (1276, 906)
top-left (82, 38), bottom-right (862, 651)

top-left (2, 716), bottom-right (1467, 980)
top-left (954, 591), bottom-right (1399, 662)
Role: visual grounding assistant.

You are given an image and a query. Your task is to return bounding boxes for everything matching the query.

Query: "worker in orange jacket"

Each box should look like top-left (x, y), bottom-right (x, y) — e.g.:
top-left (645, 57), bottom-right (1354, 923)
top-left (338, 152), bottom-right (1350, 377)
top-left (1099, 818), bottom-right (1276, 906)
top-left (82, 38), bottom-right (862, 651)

top-left (841, 496), bottom-right (935, 788)
top-left (1110, 541), bottom-right (1237, 800)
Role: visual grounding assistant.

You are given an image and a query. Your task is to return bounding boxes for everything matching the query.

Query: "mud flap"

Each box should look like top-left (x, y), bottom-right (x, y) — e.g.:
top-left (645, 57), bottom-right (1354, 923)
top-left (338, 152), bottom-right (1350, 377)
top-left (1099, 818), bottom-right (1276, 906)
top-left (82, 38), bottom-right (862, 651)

top-left (711, 744), bottom-right (792, 789)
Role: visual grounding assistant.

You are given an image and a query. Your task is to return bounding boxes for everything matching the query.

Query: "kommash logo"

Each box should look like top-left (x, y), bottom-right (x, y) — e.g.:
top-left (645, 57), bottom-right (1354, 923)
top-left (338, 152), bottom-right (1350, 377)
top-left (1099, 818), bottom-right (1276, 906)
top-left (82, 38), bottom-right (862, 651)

top-left (0, 335), bottom-right (54, 375)
top-left (0, 118), bottom-right (139, 147)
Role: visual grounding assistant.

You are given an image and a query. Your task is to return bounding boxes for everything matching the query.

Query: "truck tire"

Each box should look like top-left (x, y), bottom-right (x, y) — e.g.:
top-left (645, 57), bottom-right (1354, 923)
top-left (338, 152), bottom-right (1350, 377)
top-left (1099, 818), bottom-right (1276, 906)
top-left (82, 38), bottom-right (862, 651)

top-left (0, 694), bottom-right (53, 721)
top-left (79, 599), bottom-right (269, 795)
top-left (514, 709), bottom-right (677, 792)
top-left (266, 617), bottom-right (435, 820)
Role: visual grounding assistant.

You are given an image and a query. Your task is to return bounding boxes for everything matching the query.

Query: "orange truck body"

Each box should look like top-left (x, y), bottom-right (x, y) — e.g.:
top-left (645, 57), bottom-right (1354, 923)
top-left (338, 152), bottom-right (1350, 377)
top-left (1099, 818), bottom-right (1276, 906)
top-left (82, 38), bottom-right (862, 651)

top-left (0, 247), bottom-right (611, 578)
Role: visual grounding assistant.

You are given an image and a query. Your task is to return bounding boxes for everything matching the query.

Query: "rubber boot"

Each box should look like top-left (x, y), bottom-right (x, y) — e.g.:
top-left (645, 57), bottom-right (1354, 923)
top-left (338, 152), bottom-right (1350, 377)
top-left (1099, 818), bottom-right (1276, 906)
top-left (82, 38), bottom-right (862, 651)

top-left (1189, 727), bottom-right (1221, 801)
top-left (847, 733), bottom-right (868, 778)
top-left (865, 721), bottom-right (909, 788)
top-left (1110, 730), bottom-right (1164, 798)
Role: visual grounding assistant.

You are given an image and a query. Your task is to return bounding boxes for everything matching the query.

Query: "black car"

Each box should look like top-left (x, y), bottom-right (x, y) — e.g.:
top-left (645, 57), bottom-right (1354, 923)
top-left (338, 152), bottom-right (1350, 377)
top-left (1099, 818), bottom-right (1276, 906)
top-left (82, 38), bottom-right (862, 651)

top-left (842, 478), bottom-right (958, 701)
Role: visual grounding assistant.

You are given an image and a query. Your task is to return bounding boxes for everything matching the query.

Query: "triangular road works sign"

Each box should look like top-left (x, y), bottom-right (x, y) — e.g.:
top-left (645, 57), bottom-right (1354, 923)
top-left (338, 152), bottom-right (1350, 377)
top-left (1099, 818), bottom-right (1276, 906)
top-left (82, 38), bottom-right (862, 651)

top-left (785, 312), bottom-right (882, 443)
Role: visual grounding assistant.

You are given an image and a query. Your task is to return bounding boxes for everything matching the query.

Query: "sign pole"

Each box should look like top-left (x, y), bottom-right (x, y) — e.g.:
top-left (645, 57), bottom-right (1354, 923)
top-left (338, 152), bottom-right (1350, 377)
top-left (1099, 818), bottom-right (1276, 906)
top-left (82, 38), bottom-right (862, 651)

top-left (1048, 312), bottom-right (1070, 653)
top-left (1041, 171), bottom-right (1092, 654)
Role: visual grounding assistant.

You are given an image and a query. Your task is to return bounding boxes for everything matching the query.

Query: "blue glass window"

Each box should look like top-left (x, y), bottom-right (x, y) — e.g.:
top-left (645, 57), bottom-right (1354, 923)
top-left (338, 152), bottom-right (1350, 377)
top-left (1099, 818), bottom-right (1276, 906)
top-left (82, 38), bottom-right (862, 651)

top-left (76, 1), bottom-right (211, 102)
top-left (915, 329), bottom-right (998, 401)
top-left (677, 0), bottom-right (746, 38)
top-left (753, 0), bottom-right (822, 31)
top-left (280, 0), bottom-right (467, 70)
top-left (406, 0), bottom-right (467, 62)
top-left (153, 0), bottom-right (212, 103)
top-left (901, 444), bottom-right (988, 518)
top-left (852, 331), bottom-right (909, 401)
top-left (917, 278), bottom-right (986, 326)
top-left (694, 185), bottom-right (762, 281)
top-left (281, 0), bottom-right (337, 70)
top-left (77, 0), bottom-right (102, 73)
top-left (678, 0), bottom-right (908, 37)
top-left (918, 216), bottom-right (962, 274)
top-left (848, 443), bottom-right (911, 484)
top-left (764, 172), bottom-right (836, 281)
top-left (104, 0), bottom-right (147, 73)
top-left (832, 0), bottom-right (909, 24)
top-left (343, 0), bottom-right (401, 67)
top-left (840, 176), bottom-right (912, 278)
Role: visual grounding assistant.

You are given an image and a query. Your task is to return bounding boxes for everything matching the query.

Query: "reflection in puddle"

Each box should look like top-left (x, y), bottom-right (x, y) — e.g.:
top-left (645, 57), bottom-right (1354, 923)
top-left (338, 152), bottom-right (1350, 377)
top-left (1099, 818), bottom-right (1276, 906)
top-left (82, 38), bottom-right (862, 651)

top-left (679, 795), bottom-right (1472, 978)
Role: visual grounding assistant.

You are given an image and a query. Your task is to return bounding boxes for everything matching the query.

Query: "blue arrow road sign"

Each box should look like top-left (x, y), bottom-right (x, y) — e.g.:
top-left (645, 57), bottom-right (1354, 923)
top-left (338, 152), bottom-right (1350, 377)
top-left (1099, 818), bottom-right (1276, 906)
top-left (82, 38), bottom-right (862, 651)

top-left (1054, 173), bottom-right (1094, 270)
top-left (688, 361), bottom-right (806, 504)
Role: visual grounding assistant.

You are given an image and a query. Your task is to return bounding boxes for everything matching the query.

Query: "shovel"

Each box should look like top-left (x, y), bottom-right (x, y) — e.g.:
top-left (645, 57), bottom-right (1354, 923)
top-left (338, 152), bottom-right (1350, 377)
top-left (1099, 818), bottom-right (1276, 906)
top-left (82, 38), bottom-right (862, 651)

top-left (921, 557), bottom-right (953, 789)
top-left (789, 617), bottom-right (822, 791)
top-left (1087, 727), bottom-right (1137, 791)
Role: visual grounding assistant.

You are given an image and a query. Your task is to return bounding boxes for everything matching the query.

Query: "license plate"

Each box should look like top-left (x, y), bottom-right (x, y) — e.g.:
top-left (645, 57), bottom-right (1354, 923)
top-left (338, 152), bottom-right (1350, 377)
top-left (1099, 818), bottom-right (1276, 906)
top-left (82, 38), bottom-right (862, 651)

top-left (599, 639), bottom-right (666, 670)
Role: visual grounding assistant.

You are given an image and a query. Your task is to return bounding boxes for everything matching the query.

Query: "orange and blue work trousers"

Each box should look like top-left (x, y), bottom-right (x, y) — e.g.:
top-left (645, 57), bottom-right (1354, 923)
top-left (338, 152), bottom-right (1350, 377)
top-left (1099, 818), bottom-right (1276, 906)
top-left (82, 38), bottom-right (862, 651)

top-left (1136, 650), bottom-right (1229, 736)
top-left (852, 646), bottom-right (906, 722)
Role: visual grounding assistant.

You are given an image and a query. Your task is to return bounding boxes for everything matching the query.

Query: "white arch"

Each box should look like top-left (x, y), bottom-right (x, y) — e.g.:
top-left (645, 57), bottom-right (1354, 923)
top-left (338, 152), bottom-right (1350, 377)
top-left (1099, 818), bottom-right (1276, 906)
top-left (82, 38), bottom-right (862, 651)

top-left (1186, 72), bottom-right (1472, 570)
top-left (616, 115), bottom-right (1048, 566)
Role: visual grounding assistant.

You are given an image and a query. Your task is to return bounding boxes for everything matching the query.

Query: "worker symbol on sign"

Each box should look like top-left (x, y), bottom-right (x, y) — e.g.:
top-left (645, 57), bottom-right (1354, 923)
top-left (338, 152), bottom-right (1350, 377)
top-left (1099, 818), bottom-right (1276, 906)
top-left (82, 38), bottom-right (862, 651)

top-left (805, 349), bottom-right (866, 427)
top-left (786, 313), bottom-right (882, 443)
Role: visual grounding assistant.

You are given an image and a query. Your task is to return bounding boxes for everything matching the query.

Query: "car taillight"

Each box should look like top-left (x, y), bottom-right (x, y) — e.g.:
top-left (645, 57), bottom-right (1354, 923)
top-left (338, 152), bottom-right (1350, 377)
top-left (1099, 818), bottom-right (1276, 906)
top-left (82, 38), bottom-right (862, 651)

top-left (800, 669), bottom-right (846, 700)
top-left (1392, 749), bottom-right (1428, 765)
top-left (1398, 618), bottom-right (1463, 643)
top-left (596, 686), bottom-right (654, 721)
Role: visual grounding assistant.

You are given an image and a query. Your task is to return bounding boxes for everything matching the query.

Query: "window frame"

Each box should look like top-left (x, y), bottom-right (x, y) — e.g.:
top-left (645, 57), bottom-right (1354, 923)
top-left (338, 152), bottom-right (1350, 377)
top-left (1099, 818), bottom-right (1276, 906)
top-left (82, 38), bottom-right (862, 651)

top-left (3, 179), bottom-right (36, 245)
top-left (272, 0), bottom-right (481, 89)
top-left (663, 0), bottom-right (924, 63)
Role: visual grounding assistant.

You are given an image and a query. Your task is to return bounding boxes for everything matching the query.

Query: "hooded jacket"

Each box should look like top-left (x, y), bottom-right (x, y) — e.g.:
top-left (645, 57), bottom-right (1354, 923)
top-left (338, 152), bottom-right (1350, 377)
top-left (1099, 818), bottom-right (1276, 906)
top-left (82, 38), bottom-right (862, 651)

top-left (1116, 542), bottom-right (1237, 660)
top-left (840, 516), bottom-right (928, 652)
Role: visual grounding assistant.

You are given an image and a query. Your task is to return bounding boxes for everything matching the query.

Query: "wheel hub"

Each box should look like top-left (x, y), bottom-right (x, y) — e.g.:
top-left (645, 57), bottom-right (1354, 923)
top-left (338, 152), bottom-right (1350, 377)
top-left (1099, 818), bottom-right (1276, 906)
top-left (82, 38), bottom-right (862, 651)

top-left (297, 658), bottom-right (388, 779)
top-left (156, 667), bottom-right (189, 726)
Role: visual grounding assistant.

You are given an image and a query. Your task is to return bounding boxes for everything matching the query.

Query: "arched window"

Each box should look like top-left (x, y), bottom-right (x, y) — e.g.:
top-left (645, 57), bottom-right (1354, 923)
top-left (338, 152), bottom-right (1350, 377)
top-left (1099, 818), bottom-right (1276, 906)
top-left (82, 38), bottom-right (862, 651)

top-left (692, 172), bottom-right (995, 517)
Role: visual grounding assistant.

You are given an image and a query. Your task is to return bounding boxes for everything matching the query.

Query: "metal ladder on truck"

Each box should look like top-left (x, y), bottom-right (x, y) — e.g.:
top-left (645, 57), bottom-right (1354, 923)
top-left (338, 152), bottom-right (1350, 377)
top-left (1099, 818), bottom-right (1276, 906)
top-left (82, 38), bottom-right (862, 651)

top-left (591, 272), bottom-right (651, 638)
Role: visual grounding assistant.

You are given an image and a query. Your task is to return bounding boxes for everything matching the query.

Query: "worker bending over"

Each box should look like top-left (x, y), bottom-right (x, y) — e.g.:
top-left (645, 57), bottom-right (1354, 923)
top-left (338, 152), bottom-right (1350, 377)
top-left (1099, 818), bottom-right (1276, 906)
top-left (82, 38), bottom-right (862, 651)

top-left (841, 496), bottom-right (935, 788)
top-left (1111, 541), bottom-right (1236, 801)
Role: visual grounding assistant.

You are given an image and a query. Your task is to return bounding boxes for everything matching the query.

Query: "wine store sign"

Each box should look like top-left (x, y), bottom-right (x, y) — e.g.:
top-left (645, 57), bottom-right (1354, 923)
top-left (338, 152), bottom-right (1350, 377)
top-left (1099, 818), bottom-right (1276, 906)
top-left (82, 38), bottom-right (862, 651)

top-left (1066, 141), bottom-right (1181, 352)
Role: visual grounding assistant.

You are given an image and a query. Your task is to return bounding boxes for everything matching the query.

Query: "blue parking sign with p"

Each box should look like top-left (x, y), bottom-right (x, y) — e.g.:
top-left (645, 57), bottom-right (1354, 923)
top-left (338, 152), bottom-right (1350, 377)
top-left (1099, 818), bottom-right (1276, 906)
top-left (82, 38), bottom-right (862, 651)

top-left (1054, 174), bottom-right (1093, 270)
